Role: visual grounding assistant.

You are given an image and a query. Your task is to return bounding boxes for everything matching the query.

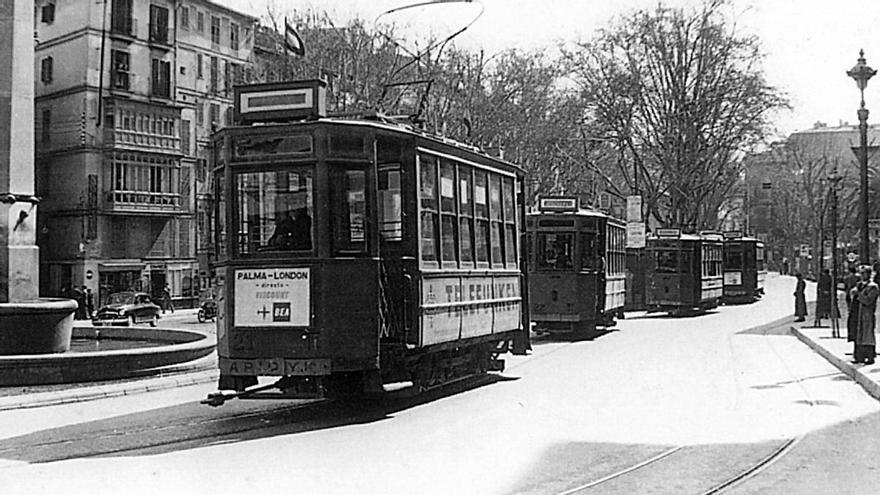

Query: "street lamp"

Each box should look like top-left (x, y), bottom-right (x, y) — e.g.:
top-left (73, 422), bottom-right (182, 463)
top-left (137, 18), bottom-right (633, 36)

top-left (847, 49), bottom-right (876, 264)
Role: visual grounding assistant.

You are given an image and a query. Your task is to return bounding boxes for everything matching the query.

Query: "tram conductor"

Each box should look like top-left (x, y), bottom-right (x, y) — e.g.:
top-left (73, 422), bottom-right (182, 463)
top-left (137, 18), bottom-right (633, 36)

top-left (269, 208), bottom-right (311, 250)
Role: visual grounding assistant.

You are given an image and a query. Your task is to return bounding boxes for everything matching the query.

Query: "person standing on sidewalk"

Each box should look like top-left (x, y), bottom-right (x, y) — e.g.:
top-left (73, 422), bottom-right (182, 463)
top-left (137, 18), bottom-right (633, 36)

top-left (794, 273), bottom-right (807, 322)
top-left (844, 265), bottom-right (860, 342)
top-left (161, 284), bottom-right (175, 314)
top-left (851, 265), bottom-right (878, 365)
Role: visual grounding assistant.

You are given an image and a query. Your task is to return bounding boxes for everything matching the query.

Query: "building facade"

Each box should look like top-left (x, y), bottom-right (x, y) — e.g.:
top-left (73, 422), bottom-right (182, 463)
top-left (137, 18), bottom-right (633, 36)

top-left (35, 0), bottom-right (255, 307)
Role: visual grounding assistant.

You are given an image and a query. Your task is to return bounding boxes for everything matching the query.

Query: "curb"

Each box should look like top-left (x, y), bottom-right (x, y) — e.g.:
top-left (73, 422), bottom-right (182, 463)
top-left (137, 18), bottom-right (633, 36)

top-left (790, 325), bottom-right (880, 402)
top-left (0, 364), bottom-right (219, 411)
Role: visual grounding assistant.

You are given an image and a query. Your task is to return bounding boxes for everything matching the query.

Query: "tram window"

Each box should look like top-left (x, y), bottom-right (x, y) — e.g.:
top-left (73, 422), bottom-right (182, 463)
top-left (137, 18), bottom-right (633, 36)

top-left (331, 169), bottom-right (367, 253)
top-left (581, 233), bottom-right (598, 271)
top-left (756, 246), bottom-right (765, 271)
top-left (214, 171), bottom-right (226, 255)
top-left (654, 250), bottom-right (678, 273)
top-left (460, 217), bottom-right (474, 263)
top-left (502, 177), bottom-right (517, 266)
top-left (440, 161), bottom-right (458, 264)
top-left (459, 165), bottom-right (474, 264)
top-left (724, 245), bottom-right (743, 269)
top-left (378, 167), bottom-right (402, 241)
top-left (474, 171), bottom-right (489, 264)
top-left (420, 156), bottom-right (440, 263)
top-left (489, 175), bottom-right (503, 265)
top-left (235, 169), bottom-right (313, 254)
top-left (537, 233), bottom-right (574, 270)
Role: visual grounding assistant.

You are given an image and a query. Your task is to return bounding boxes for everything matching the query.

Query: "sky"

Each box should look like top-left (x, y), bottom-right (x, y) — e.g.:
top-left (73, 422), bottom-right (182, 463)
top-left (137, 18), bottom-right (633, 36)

top-left (217, 0), bottom-right (880, 140)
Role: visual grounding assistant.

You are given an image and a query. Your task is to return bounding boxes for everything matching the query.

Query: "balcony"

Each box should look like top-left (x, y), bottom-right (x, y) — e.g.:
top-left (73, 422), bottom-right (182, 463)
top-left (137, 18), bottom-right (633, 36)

top-left (110, 17), bottom-right (137, 41)
top-left (104, 128), bottom-right (181, 154)
top-left (106, 190), bottom-right (185, 215)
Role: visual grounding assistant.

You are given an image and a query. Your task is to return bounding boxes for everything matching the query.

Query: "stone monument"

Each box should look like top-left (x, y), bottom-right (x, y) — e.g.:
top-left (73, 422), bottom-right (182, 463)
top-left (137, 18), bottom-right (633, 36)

top-left (0, 0), bottom-right (76, 354)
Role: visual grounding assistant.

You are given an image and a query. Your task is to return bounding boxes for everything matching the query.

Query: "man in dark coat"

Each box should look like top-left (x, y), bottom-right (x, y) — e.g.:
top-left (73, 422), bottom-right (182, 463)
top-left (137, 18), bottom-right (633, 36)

top-left (794, 273), bottom-right (807, 322)
top-left (851, 265), bottom-right (878, 365)
top-left (816, 269), bottom-right (832, 319)
top-left (844, 266), bottom-right (859, 342)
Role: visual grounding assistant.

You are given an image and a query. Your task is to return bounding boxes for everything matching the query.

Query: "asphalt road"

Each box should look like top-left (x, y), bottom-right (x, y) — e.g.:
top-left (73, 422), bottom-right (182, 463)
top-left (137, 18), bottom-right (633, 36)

top-left (1, 274), bottom-right (878, 494)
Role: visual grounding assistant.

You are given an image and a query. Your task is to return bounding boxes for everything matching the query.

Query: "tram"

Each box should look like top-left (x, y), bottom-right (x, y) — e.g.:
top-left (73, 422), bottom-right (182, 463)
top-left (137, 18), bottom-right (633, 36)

top-left (721, 232), bottom-right (766, 303)
top-left (645, 229), bottom-right (723, 315)
top-left (205, 80), bottom-right (529, 404)
top-left (526, 197), bottom-right (626, 336)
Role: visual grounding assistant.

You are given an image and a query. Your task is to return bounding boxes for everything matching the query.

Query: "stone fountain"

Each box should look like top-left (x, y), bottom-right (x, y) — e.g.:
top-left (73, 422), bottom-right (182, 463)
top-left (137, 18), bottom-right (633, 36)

top-left (0, 0), bottom-right (77, 354)
top-left (0, 1), bottom-right (214, 385)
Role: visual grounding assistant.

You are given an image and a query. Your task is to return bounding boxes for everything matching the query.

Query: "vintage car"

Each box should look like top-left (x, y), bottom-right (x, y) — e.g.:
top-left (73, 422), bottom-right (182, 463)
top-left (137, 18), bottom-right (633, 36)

top-left (92, 291), bottom-right (161, 327)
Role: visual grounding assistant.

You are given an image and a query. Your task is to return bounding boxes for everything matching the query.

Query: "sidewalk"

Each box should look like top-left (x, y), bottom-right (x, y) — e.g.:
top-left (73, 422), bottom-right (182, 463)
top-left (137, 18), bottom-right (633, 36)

top-left (791, 314), bottom-right (880, 402)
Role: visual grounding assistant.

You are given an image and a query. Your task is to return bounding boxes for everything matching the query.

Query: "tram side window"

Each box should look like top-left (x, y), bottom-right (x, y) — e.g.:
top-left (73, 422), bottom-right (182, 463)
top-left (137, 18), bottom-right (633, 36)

top-left (538, 233), bottom-right (574, 270)
top-left (420, 155), bottom-right (439, 263)
top-left (459, 165), bottom-right (474, 264)
top-left (502, 177), bottom-right (517, 267)
top-left (489, 174), bottom-right (504, 266)
top-left (654, 250), bottom-right (678, 273)
top-left (214, 170), bottom-right (226, 255)
top-left (440, 160), bottom-right (458, 264)
top-left (756, 246), bottom-right (765, 271)
top-left (581, 233), bottom-right (598, 271)
top-left (331, 168), bottom-right (367, 253)
top-left (710, 245), bottom-right (722, 276)
top-left (378, 167), bottom-right (402, 241)
top-left (474, 170), bottom-right (490, 265)
top-left (235, 169), bottom-right (313, 254)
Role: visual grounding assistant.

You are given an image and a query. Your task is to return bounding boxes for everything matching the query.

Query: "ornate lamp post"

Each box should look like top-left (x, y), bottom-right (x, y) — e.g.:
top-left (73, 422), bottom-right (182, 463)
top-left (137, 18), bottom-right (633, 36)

top-left (847, 49), bottom-right (876, 264)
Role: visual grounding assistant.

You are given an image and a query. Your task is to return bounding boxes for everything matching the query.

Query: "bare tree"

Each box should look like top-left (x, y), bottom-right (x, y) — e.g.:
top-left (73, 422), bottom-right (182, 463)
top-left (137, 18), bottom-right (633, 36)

top-left (564, 0), bottom-right (788, 230)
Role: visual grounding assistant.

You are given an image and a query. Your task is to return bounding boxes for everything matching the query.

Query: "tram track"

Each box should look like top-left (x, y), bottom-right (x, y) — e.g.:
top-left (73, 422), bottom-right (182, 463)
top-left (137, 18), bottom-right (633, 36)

top-left (544, 320), bottom-right (813, 495)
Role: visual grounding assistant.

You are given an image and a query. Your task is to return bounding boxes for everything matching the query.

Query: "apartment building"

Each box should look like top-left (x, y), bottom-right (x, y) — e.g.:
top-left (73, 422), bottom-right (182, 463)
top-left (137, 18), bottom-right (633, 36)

top-left (35, 0), bottom-right (255, 307)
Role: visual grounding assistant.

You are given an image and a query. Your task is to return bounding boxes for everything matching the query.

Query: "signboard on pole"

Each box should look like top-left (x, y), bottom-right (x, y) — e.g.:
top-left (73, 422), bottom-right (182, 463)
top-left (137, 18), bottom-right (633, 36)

top-left (626, 222), bottom-right (646, 248)
top-left (626, 195), bottom-right (642, 222)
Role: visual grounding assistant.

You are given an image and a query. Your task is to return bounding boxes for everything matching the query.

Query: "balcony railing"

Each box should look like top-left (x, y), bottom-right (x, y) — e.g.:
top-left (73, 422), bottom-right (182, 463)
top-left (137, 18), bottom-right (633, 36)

top-left (104, 128), bottom-right (181, 153)
top-left (107, 190), bottom-right (183, 212)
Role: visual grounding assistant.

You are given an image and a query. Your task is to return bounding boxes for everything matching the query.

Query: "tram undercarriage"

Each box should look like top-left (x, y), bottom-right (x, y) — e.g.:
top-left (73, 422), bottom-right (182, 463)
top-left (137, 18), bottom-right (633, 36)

top-left (204, 334), bottom-right (514, 406)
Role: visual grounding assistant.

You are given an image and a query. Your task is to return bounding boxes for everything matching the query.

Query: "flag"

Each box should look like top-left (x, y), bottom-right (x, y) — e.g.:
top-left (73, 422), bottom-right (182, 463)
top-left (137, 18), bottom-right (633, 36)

top-left (284, 18), bottom-right (305, 57)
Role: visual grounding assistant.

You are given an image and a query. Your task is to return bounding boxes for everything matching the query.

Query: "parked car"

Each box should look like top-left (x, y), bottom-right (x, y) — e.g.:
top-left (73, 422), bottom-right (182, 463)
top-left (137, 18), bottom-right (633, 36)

top-left (92, 291), bottom-right (160, 327)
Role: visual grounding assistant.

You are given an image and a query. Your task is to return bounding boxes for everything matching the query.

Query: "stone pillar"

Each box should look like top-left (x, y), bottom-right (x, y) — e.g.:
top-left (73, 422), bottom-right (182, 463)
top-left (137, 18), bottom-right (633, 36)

top-left (0, 0), bottom-right (38, 303)
top-left (0, 0), bottom-right (76, 355)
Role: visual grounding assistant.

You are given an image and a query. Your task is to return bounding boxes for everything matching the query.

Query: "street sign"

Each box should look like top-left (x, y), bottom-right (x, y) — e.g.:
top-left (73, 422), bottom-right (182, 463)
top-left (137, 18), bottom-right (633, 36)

top-left (626, 195), bottom-right (642, 222)
top-left (626, 222), bottom-right (646, 248)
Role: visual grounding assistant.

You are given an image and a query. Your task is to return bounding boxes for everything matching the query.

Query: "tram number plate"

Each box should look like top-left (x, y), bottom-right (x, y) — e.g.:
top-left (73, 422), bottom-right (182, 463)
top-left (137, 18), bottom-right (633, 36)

top-left (221, 358), bottom-right (331, 376)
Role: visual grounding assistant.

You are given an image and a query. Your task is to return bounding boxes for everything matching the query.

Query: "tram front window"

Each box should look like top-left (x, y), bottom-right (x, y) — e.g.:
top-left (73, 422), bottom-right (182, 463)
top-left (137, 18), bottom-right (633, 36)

top-left (724, 244), bottom-right (744, 270)
top-left (235, 169), bottom-right (314, 254)
top-left (538, 233), bottom-right (574, 270)
top-left (654, 250), bottom-right (679, 273)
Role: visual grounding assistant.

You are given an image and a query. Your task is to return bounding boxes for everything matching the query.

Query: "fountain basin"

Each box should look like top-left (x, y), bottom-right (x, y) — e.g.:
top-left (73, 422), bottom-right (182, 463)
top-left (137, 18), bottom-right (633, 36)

top-left (0, 298), bottom-right (77, 354)
top-left (0, 326), bottom-right (216, 386)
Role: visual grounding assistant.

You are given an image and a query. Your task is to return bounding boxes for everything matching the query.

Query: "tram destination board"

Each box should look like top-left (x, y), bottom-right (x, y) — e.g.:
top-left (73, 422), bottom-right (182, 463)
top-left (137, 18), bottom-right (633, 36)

top-left (234, 267), bottom-right (310, 327)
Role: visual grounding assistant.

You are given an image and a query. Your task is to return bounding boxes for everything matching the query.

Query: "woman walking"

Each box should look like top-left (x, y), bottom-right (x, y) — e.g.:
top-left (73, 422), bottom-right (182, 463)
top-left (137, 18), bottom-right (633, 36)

top-left (794, 273), bottom-right (807, 322)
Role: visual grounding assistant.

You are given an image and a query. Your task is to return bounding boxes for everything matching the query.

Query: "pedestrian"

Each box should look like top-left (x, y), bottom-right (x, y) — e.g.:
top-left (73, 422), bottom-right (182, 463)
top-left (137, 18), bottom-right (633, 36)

top-left (851, 265), bottom-right (878, 365)
top-left (844, 266), bottom-right (860, 342)
top-left (162, 284), bottom-right (174, 314)
top-left (793, 272), bottom-right (807, 322)
top-left (782, 257), bottom-right (789, 276)
top-left (84, 286), bottom-right (94, 319)
top-left (71, 285), bottom-right (86, 320)
top-left (816, 269), bottom-right (832, 319)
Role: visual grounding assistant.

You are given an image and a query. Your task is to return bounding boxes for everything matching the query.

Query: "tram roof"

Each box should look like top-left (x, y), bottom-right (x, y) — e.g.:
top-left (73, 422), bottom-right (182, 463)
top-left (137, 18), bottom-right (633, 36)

top-left (648, 233), bottom-right (722, 242)
top-left (528, 208), bottom-right (619, 220)
top-left (217, 117), bottom-right (526, 175)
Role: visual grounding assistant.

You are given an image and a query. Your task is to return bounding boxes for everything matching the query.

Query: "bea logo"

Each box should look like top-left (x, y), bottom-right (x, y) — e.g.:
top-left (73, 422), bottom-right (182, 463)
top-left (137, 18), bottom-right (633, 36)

top-left (272, 302), bottom-right (291, 322)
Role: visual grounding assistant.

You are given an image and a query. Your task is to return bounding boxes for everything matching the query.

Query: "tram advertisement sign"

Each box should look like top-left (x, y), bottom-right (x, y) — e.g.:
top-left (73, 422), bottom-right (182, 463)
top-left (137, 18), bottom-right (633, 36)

top-left (626, 195), bottom-right (642, 222)
top-left (234, 268), bottom-right (310, 327)
top-left (626, 222), bottom-right (646, 248)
